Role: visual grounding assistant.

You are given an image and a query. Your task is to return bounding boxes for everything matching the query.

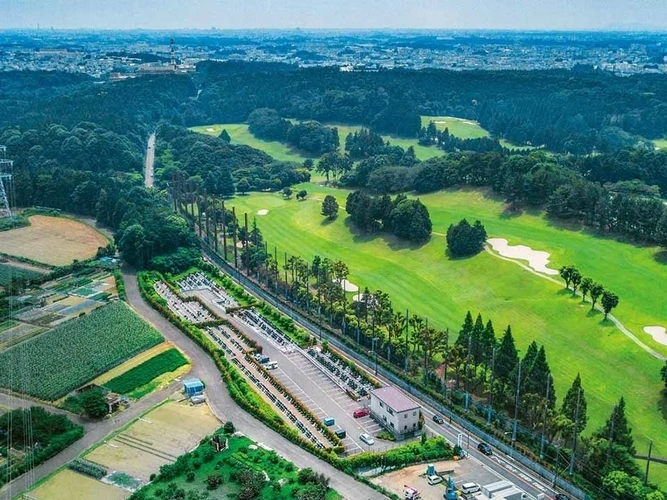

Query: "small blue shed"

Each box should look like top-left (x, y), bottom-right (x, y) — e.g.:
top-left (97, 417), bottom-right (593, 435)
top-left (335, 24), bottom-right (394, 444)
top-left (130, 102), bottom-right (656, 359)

top-left (183, 377), bottom-right (204, 397)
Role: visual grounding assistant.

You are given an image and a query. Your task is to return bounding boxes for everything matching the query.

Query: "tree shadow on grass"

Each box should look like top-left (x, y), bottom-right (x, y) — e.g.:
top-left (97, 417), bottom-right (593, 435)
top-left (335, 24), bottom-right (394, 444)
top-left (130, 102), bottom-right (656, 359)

top-left (343, 217), bottom-right (430, 251)
top-left (654, 250), bottom-right (667, 266)
top-left (658, 390), bottom-right (667, 423)
top-left (586, 308), bottom-right (603, 319)
top-left (320, 216), bottom-right (337, 227)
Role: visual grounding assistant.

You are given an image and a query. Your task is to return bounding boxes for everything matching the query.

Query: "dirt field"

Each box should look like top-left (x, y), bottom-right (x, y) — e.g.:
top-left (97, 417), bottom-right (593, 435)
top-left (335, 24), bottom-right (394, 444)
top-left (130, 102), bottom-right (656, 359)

top-left (30, 469), bottom-right (128, 500)
top-left (0, 215), bottom-right (108, 266)
top-left (372, 460), bottom-right (465, 500)
top-left (85, 399), bottom-right (220, 481)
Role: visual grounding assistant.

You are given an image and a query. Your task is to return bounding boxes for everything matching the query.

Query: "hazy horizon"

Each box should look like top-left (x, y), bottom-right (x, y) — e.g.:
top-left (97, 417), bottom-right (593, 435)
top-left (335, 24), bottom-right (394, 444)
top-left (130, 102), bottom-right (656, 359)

top-left (3, 0), bottom-right (667, 31)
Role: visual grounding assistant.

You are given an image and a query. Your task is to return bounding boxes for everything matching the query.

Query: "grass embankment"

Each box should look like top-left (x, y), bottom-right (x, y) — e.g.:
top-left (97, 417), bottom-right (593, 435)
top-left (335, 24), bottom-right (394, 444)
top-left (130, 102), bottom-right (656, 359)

top-left (225, 184), bottom-right (667, 486)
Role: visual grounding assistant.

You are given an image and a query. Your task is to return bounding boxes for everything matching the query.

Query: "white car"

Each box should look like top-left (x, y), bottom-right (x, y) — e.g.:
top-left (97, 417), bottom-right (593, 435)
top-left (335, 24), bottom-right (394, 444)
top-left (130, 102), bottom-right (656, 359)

top-left (359, 433), bottom-right (375, 445)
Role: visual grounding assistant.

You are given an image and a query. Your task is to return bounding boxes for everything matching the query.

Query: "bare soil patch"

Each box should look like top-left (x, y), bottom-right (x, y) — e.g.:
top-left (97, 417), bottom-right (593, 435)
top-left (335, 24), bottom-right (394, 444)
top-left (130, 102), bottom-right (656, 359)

top-left (0, 215), bottom-right (108, 266)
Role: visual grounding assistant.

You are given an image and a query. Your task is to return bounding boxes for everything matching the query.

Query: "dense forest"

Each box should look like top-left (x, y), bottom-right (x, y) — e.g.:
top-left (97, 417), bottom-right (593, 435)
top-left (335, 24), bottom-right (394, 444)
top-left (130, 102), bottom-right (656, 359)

top-left (188, 61), bottom-right (667, 153)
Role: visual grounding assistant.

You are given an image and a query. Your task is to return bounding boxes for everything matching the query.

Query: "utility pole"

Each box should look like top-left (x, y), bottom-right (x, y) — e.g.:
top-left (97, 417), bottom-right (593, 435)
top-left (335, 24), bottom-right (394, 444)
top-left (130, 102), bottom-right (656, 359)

top-left (540, 377), bottom-right (551, 459)
top-left (404, 309), bottom-right (409, 372)
top-left (511, 360), bottom-right (522, 446)
top-left (487, 346), bottom-right (496, 425)
top-left (232, 207), bottom-right (238, 269)
top-left (372, 337), bottom-right (379, 375)
top-left (568, 387), bottom-right (582, 476)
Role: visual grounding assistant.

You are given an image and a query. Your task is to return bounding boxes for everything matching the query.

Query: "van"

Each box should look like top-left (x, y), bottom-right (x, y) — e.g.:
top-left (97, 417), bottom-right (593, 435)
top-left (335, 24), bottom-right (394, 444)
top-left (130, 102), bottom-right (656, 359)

top-left (266, 361), bottom-right (278, 370)
top-left (427, 475), bottom-right (443, 485)
top-left (460, 483), bottom-right (480, 495)
top-left (323, 417), bottom-right (335, 426)
top-left (335, 428), bottom-right (346, 439)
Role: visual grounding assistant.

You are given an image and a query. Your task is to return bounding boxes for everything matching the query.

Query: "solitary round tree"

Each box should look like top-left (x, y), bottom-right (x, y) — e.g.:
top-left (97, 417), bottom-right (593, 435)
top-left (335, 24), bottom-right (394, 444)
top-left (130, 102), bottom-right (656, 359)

top-left (446, 219), bottom-right (487, 257)
top-left (321, 195), bottom-right (339, 220)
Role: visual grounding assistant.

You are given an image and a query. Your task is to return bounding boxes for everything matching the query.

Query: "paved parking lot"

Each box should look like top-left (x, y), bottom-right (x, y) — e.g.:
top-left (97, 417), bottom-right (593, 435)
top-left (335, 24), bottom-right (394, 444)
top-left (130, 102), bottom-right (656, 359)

top-left (229, 315), bottom-right (396, 454)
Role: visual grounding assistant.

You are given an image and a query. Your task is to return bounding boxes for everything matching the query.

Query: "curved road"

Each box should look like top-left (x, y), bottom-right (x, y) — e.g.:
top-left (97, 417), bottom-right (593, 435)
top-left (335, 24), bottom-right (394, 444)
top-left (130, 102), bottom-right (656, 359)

top-left (121, 269), bottom-right (386, 500)
top-left (144, 132), bottom-right (156, 189)
top-left (0, 381), bottom-right (182, 499)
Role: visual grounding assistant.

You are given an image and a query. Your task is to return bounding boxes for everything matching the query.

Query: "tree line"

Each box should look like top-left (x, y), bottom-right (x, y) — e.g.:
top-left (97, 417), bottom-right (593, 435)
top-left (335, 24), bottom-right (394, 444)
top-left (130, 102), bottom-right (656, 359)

top-left (183, 199), bottom-right (657, 497)
top-left (248, 108), bottom-right (339, 156)
top-left (345, 191), bottom-right (432, 242)
top-left (188, 60), bottom-right (667, 153)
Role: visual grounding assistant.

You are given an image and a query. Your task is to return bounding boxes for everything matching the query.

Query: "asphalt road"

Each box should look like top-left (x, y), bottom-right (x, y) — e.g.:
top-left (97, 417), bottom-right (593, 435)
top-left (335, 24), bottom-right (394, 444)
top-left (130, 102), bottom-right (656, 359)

top-left (122, 269), bottom-right (387, 500)
top-left (0, 381), bottom-right (181, 499)
top-left (144, 132), bottom-right (155, 189)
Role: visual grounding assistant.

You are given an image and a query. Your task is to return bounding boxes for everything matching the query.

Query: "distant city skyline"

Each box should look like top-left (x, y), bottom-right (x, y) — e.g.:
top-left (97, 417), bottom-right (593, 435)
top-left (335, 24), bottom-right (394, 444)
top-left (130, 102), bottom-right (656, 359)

top-left (3, 0), bottom-right (667, 31)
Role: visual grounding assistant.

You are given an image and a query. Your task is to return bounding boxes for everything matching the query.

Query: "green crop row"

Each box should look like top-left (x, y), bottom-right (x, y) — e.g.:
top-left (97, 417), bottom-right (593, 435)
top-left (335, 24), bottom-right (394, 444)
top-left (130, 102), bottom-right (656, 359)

top-left (104, 348), bottom-right (188, 395)
top-left (0, 302), bottom-right (163, 400)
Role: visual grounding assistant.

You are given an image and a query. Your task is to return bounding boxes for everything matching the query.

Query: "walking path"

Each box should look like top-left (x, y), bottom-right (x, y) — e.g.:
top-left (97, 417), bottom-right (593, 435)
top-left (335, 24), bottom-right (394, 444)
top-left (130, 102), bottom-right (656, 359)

top-left (484, 245), bottom-right (667, 362)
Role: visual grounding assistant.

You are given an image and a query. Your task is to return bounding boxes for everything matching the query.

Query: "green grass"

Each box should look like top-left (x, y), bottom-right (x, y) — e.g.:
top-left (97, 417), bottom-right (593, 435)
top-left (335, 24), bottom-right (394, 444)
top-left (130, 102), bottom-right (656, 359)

top-left (191, 122), bottom-right (444, 162)
top-left (190, 123), bottom-right (311, 163)
top-left (0, 302), bottom-right (164, 400)
top-left (134, 431), bottom-right (342, 499)
top-left (225, 184), bottom-right (667, 486)
top-left (421, 115), bottom-right (491, 139)
top-left (0, 263), bottom-right (43, 286)
top-left (0, 320), bottom-right (18, 333)
top-left (104, 348), bottom-right (188, 395)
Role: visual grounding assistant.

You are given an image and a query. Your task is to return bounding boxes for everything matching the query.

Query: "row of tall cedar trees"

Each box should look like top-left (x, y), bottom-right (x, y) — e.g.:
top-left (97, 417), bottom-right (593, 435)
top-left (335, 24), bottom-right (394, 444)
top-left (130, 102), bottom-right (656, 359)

top-left (230, 221), bottom-right (653, 497)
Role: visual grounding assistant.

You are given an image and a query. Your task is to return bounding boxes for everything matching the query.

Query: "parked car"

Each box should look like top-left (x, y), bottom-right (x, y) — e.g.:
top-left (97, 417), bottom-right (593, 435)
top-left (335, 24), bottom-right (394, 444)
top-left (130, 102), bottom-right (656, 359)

top-left (427, 475), bottom-right (443, 485)
top-left (460, 482), bottom-right (480, 495)
top-left (432, 414), bottom-right (445, 424)
top-left (353, 407), bottom-right (370, 418)
top-left (359, 433), bottom-right (375, 445)
top-left (335, 428), bottom-right (347, 439)
top-left (554, 495), bottom-right (570, 500)
top-left (477, 442), bottom-right (493, 456)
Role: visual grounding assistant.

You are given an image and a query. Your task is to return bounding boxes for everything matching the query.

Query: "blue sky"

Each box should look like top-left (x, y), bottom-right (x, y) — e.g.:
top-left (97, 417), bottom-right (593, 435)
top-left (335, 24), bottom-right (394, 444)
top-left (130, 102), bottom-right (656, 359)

top-left (2, 0), bottom-right (667, 30)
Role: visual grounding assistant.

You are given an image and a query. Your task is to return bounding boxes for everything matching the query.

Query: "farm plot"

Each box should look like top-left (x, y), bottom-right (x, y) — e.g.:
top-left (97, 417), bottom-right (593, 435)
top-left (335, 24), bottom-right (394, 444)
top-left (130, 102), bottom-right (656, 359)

top-left (85, 399), bottom-right (220, 482)
top-left (0, 263), bottom-right (44, 285)
top-left (0, 321), bottom-right (46, 350)
top-left (29, 469), bottom-right (128, 500)
top-left (0, 215), bottom-right (108, 266)
top-left (15, 295), bottom-right (103, 327)
top-left (104, 348), bottom-right (189, 395)
top-left (0, 302), bottom-right (163, 400)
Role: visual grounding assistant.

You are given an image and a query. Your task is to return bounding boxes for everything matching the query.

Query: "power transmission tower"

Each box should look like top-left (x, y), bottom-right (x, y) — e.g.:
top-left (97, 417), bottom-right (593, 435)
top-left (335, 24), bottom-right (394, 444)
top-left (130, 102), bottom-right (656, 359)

top-left (0, 145), bottom-right (14, 219)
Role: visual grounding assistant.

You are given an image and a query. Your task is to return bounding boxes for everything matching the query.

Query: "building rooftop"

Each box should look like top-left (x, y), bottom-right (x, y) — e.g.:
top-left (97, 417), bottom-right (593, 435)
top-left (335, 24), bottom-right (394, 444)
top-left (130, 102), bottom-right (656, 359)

top-left (371, 387), bottom-right (420, 412)
top-left (183, 377), bottom-right (203, 387)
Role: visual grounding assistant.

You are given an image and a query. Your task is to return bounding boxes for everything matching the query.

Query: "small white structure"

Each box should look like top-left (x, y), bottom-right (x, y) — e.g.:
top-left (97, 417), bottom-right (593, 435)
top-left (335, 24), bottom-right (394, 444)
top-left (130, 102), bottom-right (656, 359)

top-left (370, 387), bottom-right (421, 439)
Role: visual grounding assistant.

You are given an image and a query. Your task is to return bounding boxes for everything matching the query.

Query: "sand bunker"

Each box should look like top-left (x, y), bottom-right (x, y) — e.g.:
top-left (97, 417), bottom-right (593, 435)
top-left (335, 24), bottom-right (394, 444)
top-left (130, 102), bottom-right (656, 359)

top-left (336, 279), bottom-right (359, 293)
top-left (257, 209), bottom-right (269, 216)
top-left (643, 326), bottom-right (667, 346)
top-left (206, 127), bottom-right (214, 132)
top-left (487, 238), bottom-right (559, 275)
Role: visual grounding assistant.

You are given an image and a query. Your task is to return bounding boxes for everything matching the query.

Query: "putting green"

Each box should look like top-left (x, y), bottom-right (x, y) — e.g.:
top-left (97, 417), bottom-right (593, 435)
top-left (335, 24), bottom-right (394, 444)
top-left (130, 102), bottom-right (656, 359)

top-left (225, 184), bottom-right (667, 486)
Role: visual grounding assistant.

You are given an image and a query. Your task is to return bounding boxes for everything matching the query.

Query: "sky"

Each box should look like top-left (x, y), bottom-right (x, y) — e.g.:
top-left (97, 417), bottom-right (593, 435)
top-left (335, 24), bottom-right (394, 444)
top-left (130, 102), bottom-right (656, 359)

top-left (2, 0), bottom-right (667, 31)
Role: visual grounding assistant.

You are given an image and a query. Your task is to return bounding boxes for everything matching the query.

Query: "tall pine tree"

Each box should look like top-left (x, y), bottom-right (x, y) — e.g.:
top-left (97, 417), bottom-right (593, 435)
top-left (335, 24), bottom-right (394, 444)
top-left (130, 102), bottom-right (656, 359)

top-left (495, 325), bottom-right (519, 384)
top-left (561, 373), bottom-right (588, 440)
top-left (595, 397), bottom-right (635, 455)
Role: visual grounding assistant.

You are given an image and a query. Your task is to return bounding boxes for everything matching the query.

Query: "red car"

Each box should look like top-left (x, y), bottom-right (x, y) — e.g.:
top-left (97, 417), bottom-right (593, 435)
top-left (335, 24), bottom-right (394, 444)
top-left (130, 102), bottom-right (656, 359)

top-left (353, 408), bottom-right (370, 418)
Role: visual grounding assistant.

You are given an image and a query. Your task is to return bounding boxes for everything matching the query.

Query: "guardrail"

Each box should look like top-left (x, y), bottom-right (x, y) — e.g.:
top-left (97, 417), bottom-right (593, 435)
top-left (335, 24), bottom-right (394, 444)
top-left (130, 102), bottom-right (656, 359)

top-left (200, 242), bottom-right (589, 500)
